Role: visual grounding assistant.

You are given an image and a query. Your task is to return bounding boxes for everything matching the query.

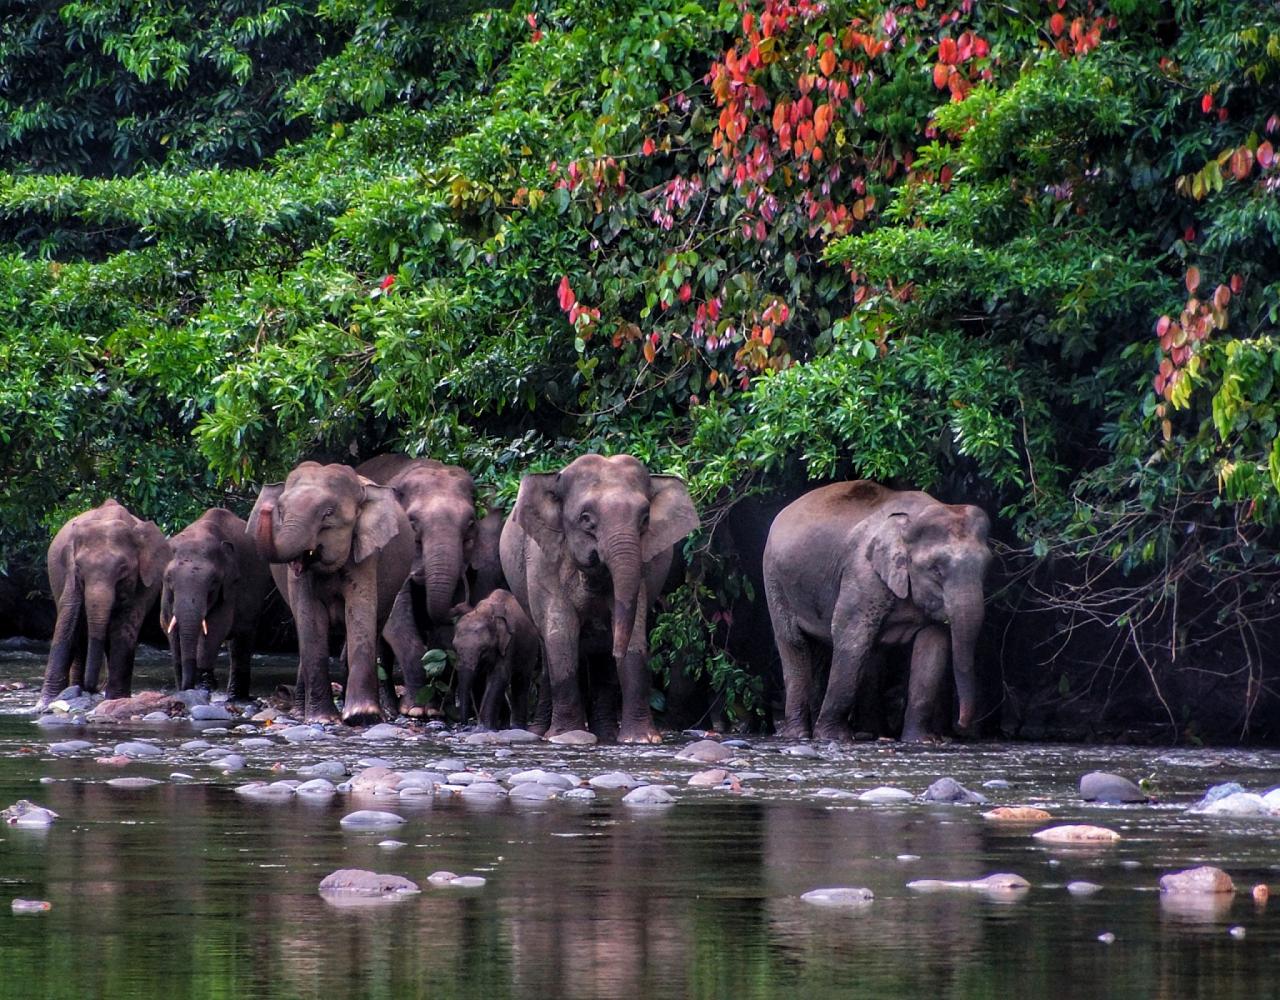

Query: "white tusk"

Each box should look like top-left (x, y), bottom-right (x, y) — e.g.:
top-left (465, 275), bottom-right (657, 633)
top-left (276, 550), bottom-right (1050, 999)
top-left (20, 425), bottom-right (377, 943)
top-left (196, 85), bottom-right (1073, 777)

top-left (201, 618), bottom-right (208, 635)
top-left (166, 617), bottom-right (176, 634)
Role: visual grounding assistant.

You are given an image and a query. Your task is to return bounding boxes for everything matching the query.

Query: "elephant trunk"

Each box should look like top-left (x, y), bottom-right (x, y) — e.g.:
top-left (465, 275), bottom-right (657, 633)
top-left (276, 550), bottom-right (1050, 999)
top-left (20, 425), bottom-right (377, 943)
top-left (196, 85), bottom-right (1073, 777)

top-left (175, 593), bottom-right (205, 689)
top-left (604, 528), bottom-right (643, 663)
top-left (83, 582), bottom-right (115, 692)
top-left (423, 540), bottom-right (464, 624)
top-left (254, 502), bottom-right (279, 562)
top-left (946, 589), bottom-right (985, 730)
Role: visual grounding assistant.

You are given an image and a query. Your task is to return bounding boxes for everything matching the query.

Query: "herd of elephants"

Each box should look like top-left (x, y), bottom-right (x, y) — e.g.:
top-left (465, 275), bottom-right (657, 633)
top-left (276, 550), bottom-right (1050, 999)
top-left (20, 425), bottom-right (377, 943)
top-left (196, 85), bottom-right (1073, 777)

top-left (32, 453), bottom-right (992, 743)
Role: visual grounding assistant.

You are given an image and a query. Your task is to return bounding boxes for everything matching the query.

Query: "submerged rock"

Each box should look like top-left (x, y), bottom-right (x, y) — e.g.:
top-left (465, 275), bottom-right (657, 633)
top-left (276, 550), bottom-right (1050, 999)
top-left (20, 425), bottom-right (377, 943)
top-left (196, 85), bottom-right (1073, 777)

top-left (688, 769), bottom-right (734, 788)
top-left (589, 771), bottom-right (643, 791)
top-left (340, 810), bottom-right (407, 830)
top-left (1080, 771), bottom-right (1148, 803)
top-left (91, 692), bottom-right (183, 721)
top-left (427, 871), bottom-right (459, 886)
top-left (506, 769), bottom-right (575, 789)
top-left (676, 739), bottom-right (735, 764)
top-left (11, 899), bottom-right (51, 914)
top-left (982, 806), bottom-right (1053, 822)
top-left (815, 788), bottom-right (859, 800)
top-left (622, 785), bottom-right (675, 806)
top-left (1159, 866), bottom-right (1235, 895)
top-left (209, 754), bottom-right (245, 772)
top-left (318, 869), bottom-right (420, 897)
top-left (498, 729), bottom-right (541, 744)
top-left (296, 778), bottom-right (338, 798)
top-left (1032, 824), bottom-right (1121, 844)
top-left (1198, 792), bottom-right (1272, 817)
top-left (2, 800), bottom-right (58, 827)
top-left (448, 876), bottom-right (486, 888)
top-left (800, 887), bottom-right (874, 908)
top-left (508, 782), bottom-right (558, 801)
top-left (235, 781), bottom-right (296, 801)
top-left (922, 778), bottom-right (987, 804)
top-left (48, 740), bottom-right (94, 755)
top-left (297, 760), bottom-right (347, 779)
top-left (460, 782), bottom-right (507, 799)
top-left (190, 705), bottom-right (235, 722)
top-left (907, 873), bottom-right (1031, 894)
top-left (548, 730), bottom-right (597, 746)
top-left (1067, 881), bottom-right (1103, 895)
top-left (114, 741), bottom-right (163, 759)
top-left (106, 777), bottom-right (163, 789)
top-left (562, 787), bottom-right (597, 802)
top-left (858, 786), bottom-right (913, 804)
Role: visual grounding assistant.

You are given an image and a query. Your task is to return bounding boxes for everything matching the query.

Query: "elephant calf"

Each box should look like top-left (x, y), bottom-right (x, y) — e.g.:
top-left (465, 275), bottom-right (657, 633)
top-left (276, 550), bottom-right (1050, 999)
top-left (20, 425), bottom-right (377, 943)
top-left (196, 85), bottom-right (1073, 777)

top-left (451, 590), bottom-right (538, 730)
top-left (161, 508), bottom-right (272, 698)
top-left (763, 481), bottom-right (991, 742)
top-left (37, 499), bottom-right (170, 709)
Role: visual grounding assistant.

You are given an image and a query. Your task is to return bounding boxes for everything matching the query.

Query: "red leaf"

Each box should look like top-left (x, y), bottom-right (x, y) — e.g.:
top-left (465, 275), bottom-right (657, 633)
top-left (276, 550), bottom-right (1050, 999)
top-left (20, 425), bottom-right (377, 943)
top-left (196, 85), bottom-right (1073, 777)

top-left (1268, 115), bottom-right (1280, 135)
top-left (1213, 284), bottom-right (1231, 310)
top-left (1229, 146), bottom-right (1254, 181)
top-left (932, 62), bottom-right (949, 89)
top-left (1156, 315), bottom-right (1171, 337)
top-left (1185, 266), bottom-right (1200, 294)
top-left (1230, 273), bottom-right (1244, 294)
top-left (379, 274), bottom-right (396, 291)
top-left (642, 137), bottom-right (656, 156)
top-left (1257, 141), bottom-right (1275, 170)
top-left (1049, 13), bottom-right (1065, 36)
top-left (678, 283), bottom-right (692, 303)
top-left (1200, 93), bottom-right (1213, 113)
top-left (1183, 225), bottom-right (1195, 243)
top-left (643, 340), bottom-right (656, 364)
top-left (557, 275), bottom-right (576, 312)
top-left (938, 37), bottom-right (958, 64)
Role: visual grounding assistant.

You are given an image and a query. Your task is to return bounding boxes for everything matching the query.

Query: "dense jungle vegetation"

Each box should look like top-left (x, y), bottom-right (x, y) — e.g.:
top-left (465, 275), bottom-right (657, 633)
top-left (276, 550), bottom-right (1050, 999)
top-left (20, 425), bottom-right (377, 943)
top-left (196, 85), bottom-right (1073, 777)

top-left (1, 0), bottom-right (1278, 738)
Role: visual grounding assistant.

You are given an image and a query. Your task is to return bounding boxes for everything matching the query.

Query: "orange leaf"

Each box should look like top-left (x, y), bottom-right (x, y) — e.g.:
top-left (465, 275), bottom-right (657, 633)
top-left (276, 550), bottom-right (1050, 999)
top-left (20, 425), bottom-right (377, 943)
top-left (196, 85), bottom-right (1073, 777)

top-left (932, 62), bottom-right (949, 89)
top-left (1213, 284), bottom-right (1231, 310)
top-left (643, 340), bottom-right (656, 364)
top-left (1185, 266), bottom-right (1200, 294)
top-left (938, 37), bottom-right (958, 64)
top-left (819, 50), bottom-right (836, 75)
top-left (1049, 13), bottom-right (1065, 35)
top-left (1230, 146), bottom-right (1254, 181)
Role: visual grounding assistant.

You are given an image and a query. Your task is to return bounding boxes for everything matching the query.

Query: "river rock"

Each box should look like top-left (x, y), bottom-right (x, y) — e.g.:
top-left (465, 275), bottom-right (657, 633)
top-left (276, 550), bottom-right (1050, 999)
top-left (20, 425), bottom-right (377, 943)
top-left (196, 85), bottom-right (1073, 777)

top-left (429, 758), bottom-right (467, 773)
top-left (398, 770), bottom-right (446, 790)
top-left (462, 731), bottom-right (503, 745)
top-left (115, 741), bottom-right (163, 758)
top-left (340, 810), bottom-right (407, 830)
top-left (460, 782), bottom-right (506, 799)
top-left (141, 711), bottom-right (172, 722)
top-left (296, 778), bottom-right (338, 798)
top-left (318, 868), bottom-right (420, 897)
top-left (562, 787), bottom-right (597, 801)
top-left (983, 779), bottom-right (1011, 789)
top-left (297, 760), bottom-right (347, 779)
top-left (199, 748), bottom-right (232, 759)
top-left (922, 778), bottom-right (987, 804)
top-left (509, 782), bottom-right (558, 801)
top-left (507, 769), bottom-right (575, 789)
top-left (1032, 824), bottom-right (1121, 844)
top-left (2, 800), bottom-right (58, 827)
top-left (191, 704), bottom-right (235, 722)
top-left (815, 788), bottom-right (859, 800)
top-left (622, 785), bottom-right (675, 806)
top-left (236, 781), bottom-right (296, 801)
top-left (858, 786), bottom-right (913, 804)
top-left (362, 723), bottom-right (403, 741)
top-left (106, 777), bottom-right (163, 789)
top-left (676, 739), bottom-right (734, 763)
top-left (236, 738), bottom-right (275, 750)
top-left (49, 740), bottom-right (94, 755)
top-left (781, 744), bottom-right (820, 758)
top-left (1261, 789), bottom-right (1280, 810)
top-left (448, 876), bottom-right (486, 888)
top-left (36, 714), bottom-right (84, 728)
top-left (907, 873), bottom-right (1031, 894)
top-left (1080, 771), bottom-right (1148, 803)
top-left (210, 754), bottom-right (246, 771)
top-left (181, 740), bottom-right (212, 751)
top-left (1193, 782), bottom-right (1246, 810)
top-left (498, 729), bottom-right (541, 743)
top-left (11, 899), bottom-right (51, 914)
top-left (688, 769), bottom-right (735, 787)
top-left (94, 754), bottom-right (131, 766)
top-left (280, 725), bottom-right (327, 744)
top-left (1199, 792), bottom-right (1272, 817)
top-left (1159, 866), bottom-right (1235, 895)
top-left (1068, 881), bottom-right (1103, 895)
top-left (800, 887), bottom-right (874, 907)
top-left (427, 871), bottom-right (459, 885)
top-left (589, 771), bottom-right (643, 791)
top-left (548, 730), bottom-right (597, 746)
top-left (982, 806), bottom-right (1053, 822)
top-left (91, 692), bottom-right (183, 721)
top-left (173, 689), bottom-right (211, 709)
top-left (350, 767), bottom-right (402, 794)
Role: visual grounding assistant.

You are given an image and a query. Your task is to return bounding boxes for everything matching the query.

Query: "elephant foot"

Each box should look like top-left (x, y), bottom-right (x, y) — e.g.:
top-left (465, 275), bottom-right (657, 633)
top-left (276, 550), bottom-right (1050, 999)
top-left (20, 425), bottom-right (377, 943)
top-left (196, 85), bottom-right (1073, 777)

top-left (778, 720), bottom-right (812, 741)
top-left (545, 718), bottom-right (590, 739)
top-left (812, 720), bottom-right (854, 742)
top-left (618, 723), bottom-right (662, 745)
top-left (342, 701), bottom-right (386, 727)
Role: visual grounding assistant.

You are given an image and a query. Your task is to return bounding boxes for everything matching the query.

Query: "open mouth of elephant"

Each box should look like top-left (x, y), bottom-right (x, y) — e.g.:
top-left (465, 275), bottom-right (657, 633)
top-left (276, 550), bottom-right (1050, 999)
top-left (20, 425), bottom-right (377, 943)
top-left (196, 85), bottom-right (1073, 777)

top-left (290, 548), bottom-right (321, 577)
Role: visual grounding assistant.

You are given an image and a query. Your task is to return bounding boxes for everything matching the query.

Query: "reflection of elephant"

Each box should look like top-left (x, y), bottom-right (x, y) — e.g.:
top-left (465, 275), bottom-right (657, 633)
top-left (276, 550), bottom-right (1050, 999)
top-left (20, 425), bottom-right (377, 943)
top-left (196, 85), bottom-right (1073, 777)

top-left (763, 481), bottom-right (991, 742)
top-left (451, 589), bottom-right (538, 730)
top-left (160, 508), bottom-right (272, 697)
top-left (37, 499), bottom-right (170, 708)
top-left (248, 462), bottom-right (412, 724)
top-left (500, 454), bottom-right (698, 742)
top-left (358, 456), bottom-right (481, 712)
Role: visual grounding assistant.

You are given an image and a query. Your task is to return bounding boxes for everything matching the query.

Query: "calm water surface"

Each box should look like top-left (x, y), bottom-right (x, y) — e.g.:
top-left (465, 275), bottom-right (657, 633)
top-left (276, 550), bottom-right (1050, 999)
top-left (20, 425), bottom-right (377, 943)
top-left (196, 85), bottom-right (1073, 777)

top-left (1, 648), bottom-right (1278, 999)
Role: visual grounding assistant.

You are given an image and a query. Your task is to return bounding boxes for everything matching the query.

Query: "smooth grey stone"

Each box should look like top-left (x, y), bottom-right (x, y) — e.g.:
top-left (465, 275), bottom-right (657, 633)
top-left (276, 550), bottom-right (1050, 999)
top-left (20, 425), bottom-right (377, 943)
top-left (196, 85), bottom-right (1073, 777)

top-left (238, 738), bottom-right (276, 749)
top-left (1080, 771), bottom-right (1148, 803)
top-left (1068, 881), bottom-right (1103, 895)
top-left (281, 725), bottom-right (326, 743)
top-left (170, 772), bottom-right (194, 780)
top-left (362, 724), bottom-right (402, 741)
top-left (507, 769), bottom-right (575, 789)
top-left (815, 788), bottom-right (859, 800)
top-left (2, 801), bottom-right (58, 827)
top-left (460, 782), bottom-right (506, 798)
top-left (922, 778), bottom-right (988, 804)
top-left (191, 705), bottom-right (234, 721)
top-left (200, 727), bottom-right (230, 735)
top-left (801, 887), bottom-right (874, 907)
top-left (1199, 791), bottom-right (1271, 816)
top-left (199, 748), bottom-right (232, 759)
top-left (36, 714), bottom-right (82, 728)
top-left (181, 740), bottom-right (212, 751)
top-left (983, 779), bottom-right (1011, 789)
top-left (397, 771), bottom-right (446, 789)
top-left (622, 785), bottom-right (675, 806)
top-left (858, 786), bottom-right (913, 803)
top-left (448, 876), bottom-right (486, 888)
top-left (318, 869), bottom-right (419, 896)
top-left (232, 724), bottom-right (257, 733)
top-left (722, 739), bottom-right (751, 748)
top-left (297, 761), bottom-right (347, 779)
top-left (547, 730), bottom-right (596, 745)
top-left (210, 754), bottom-right (245, 771)
top-left (235, 781), bottom-right (295, 800)
top-left (357, 757), bottom-right (394, 769)
top-left (55, 685), bottom-right (83, 700)
top-left (781, 744), bottom-right (820, 758)
top-left (463, 731), bottom-right (502, 745)
top-left (399, 786), bottom-right (433, 798)
top-left (340, 810), bottom-right (407, 830)
top-left (562, 787), bottom-right (597, 801)
top-left (427, 871), bottom-right (459, 886)
top-left (1261, 788), bottom-right (1280, 809)
top-left (174, 689), bottom-right (211, 708)
top-left (508, 782), bottom-right (558, 801)
top-left (589, 771), bottom-right (643, 791)
top-left (296, 779), bottom-right (337, 797)
top-left (675, 739), bottom-right (734, 763)
top-left (785, 773), bottom-right (804, 782)
top-left (49, 740), bottom-right (94, 755)
top-left (447, 771), bottom-right (483, 786)
top-left (430, 759), bottom-right (467, 773)
top-left (1194, 782), bottom-right (1247, 810)
top-left (115, 741), bottom-right (163, 758)
top-left (11, 899), bottom-right (51, 914)
top-left (378, 840), bottom-right (407, 849)
top-left (494, 749), bottom-right (513, 760)
top-left (106, 777), bottom-right (163, 789)
top-left (498, 729), bottom-right (540, 743)
top-left (141, 711), bottom-right (172, 722)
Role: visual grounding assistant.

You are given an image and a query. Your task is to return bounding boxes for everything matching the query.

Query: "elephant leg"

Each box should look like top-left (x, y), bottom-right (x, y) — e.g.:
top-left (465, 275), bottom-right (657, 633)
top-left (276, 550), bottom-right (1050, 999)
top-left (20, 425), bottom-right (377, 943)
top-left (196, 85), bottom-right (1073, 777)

top-left (528, 655), bottom-right (552, 736)
top-left (293, 586), bottom-right (339, 723)
top-left (587, 653), bottom-right (620, 743)
top-left (814, 604), bottom-right (878, 742)
top-left (227, 630), bottom-right (253, 701)
top-left (477, 669), bottom-right (506, 731)
top-left (851, 648), bottom-right (886, 737)
top-left (616, 589), bottom-right (660, 744)
top-left (341, 573), bottom-right (386, 726)
top-left (38, 593), bottom-right (83, 709)
top-left (105, 609), bottom-right (145, 701)
top-left (902, 626), bottom-right (949, 742)
top-left (509, 658), bottom-right (532, 731)
top-left (774, 633), bottom-right (816, 741)
top-left (543, 621), bottom-right (588, 737)
top-left (382, 586), bottom-right (427, 715)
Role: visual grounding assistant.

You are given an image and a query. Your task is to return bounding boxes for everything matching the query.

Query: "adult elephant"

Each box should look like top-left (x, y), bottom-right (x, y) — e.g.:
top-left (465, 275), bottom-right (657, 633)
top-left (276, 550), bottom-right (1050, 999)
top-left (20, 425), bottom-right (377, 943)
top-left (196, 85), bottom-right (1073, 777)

top-left (36, 500), bottom-right (170, 709)
top-left (358, 455), bottom-right (481, 712)
top-left (160, 508), bottom-right (272, 697)
top-left (763, 481), bottom-right (991, 742)
top-left (247, 462), bottom-right (412, 724)
top-left (501, 454), bottom-right (699, 743)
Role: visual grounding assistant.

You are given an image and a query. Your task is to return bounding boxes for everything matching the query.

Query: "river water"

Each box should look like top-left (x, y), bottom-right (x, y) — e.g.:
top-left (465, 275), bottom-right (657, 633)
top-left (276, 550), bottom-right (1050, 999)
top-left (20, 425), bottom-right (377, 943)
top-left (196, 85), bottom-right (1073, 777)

top-left (1, 647), bottom-right (1278, 999)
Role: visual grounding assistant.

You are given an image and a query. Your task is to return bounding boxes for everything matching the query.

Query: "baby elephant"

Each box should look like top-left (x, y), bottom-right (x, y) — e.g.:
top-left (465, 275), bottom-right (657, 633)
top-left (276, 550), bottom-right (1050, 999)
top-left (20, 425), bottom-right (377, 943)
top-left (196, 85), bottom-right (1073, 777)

top-left (161, 509), bottom-right (272, 697)
top-left (450, 590), bottom-right (538, 730)
top-left (764, 481), bottom-right (991, 742)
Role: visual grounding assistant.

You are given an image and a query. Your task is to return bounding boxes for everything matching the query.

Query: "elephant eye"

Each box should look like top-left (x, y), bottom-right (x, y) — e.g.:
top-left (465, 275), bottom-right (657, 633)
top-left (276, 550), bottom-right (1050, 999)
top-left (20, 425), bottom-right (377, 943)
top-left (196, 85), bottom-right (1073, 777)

top-left (640, 510), bottom-right (650, 529)
top-left (578, 512), bottom-right (596, 532)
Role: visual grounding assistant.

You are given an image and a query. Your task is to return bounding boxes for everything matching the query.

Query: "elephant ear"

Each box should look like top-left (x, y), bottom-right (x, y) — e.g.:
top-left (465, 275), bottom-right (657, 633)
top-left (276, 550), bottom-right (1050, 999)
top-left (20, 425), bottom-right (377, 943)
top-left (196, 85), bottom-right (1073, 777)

top-left (642, 475), bottom-right (699, 563)
top-left (134, 520), bottom-right (170, 590)
top-left (493, 613), bottom-right (514, 658)
top-left (245, 483), bottom-right (284, 543)
top-left (353, 484), bottom-right (404, 564)
top-left (218, 539), bottom-right (241, 587)
top-left (512, 472), bottom-right (563, 553)
top-left (867, 512), bottom-right (911, 600)
top-left (962, 505), bottom-right (991, 541)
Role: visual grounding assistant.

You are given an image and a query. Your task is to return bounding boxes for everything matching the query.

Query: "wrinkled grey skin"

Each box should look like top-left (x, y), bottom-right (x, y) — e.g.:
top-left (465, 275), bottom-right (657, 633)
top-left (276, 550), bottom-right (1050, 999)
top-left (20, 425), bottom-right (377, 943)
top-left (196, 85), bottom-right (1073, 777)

top-left (763, 481), bottom-right (991, 742)
top-left (357, 455), bottom-right (481, 714)
top-left (248, 462), bottom-right (412, 725)
top-left (470, 510), bottom-right (506, 604)
top-left (500, 454), bottom-right (698, 743)
top-left (160, 508), bottom-right (272, 697)
top-left (37, 499), bottom-right (171, 708)
top-left (451, 589), bottom-right (538, 730)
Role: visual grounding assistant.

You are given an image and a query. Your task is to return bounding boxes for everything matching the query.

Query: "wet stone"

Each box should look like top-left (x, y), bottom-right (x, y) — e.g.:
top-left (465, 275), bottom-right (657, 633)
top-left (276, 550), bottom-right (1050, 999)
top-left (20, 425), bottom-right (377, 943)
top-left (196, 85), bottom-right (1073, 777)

top-left (1199, 792), bottom-right (1271, 817)
top-left (280, 726), bottom-right (327, 744)
top-left (983, 806), bottom-right (1054, 822)
top-left (238, 738), bottom-right (276, 750)
top-left (36, 714), bottom-right (84, 728)
top-left (115, 741), bottom-right (163, 758)
top-left (210, 754), bottom-right (246, 771)
top-left (622, 785), bottom-right (675, 806)
top-left (922, 778), bottom-right (987, 804)
top-left (297, 761), bottom-right (346, 779)
top-left (106, 777), bottom-right (163, 789)
top-left (983, 779), bottom-right (1011, 789)
top-left (190, 705), bottom-right (234, 721)
top-left (801, 887), bottom-right (874, 907)
top-left (589, 771), bottom-right (642, 791)
top-left (49, 740), bottom-right (94, 755)
top-left (449, 876), bottom-right (486, 888)
top-left (199, 748), bottom-right (232, 759)
top-left (141, 711), bottom-right (172, 722)
top-left (296, 779), bottom-right (337, 797)
top-left (562, 787), bottom-right (596, 802)
top-left (429, 759), bottom-right (467, 773)
top-left (235, 781), bottom-right (296, 801)
top-left (547, 730), bottom-right (596, 746)
top-left (815, 788), bottom-right (859, 800)
top-left (858, 786), bottom-right (913, 804)
top-left (907, 873), bottom-right (1031, 894)
top-left (1160, 866), bottom-right (1235, 895)
top-left (340, 810), bottom-right (407, 830)
top-left (508, 782), bottom-right (558, 801)
top-left (1068, 881), bottom-right (1103, 895)
top-left (1080, 771), bottom-right (1148, 803)
top-left (181, 740), bottom-right (211, 751)
top-left (398, 771), bottom-right (446, 789)
top-left (2, 800), bottom-right (58, 827)
top-left (318, 869), bottom-right (419, 897)
top-left (1032, 825), bottom-right (1121, 844)
top-left (688, 769), bottom-right (733, 787)
top-left (460, 782), bottom-right (506, 799)
top-left (498, 729), bottom-right (540, 744)
top-left (676, 739), bottom-right (735, 764)
top-left (362, 723), bottom-right (403, 741)
top-left (462, 731), bottom-right (502, 745)
top-left (781, 745), bottom-right (820, 758)
top-left (427, 871), bottom-right (459, 886)
top-left (1193, 782), bottom-right (1246, 810)
top-left (507, 769), bottom-right (575, 789)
